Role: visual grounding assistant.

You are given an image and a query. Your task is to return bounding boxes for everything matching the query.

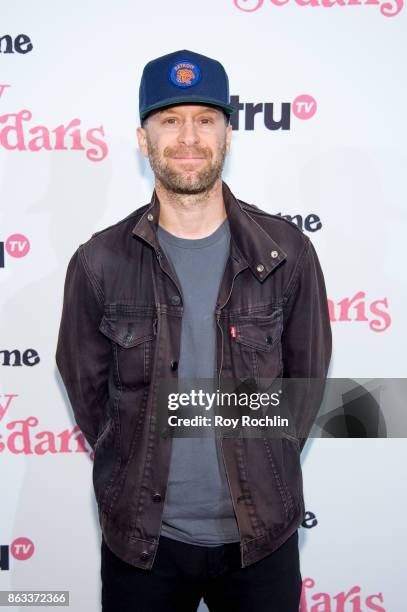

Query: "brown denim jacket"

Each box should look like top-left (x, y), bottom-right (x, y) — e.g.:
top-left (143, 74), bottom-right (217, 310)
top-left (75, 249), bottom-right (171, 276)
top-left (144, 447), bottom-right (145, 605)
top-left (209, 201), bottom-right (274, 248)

top-left (55, 180), bottom-right (332, 570)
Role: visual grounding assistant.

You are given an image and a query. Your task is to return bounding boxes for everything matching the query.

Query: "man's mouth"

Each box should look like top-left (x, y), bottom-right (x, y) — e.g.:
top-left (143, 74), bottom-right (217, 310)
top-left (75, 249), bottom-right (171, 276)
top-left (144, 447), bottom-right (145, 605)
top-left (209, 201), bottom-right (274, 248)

top-left (172, 157), bottom-right (205, 165)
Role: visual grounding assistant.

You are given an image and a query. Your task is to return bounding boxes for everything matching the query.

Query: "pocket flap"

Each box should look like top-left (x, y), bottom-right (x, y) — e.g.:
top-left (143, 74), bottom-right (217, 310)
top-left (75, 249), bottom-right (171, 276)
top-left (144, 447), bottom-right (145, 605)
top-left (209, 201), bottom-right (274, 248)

top-left (234, 312), bottom-right (282, 352)
top-left (99, 316), bottom-right (154, 348)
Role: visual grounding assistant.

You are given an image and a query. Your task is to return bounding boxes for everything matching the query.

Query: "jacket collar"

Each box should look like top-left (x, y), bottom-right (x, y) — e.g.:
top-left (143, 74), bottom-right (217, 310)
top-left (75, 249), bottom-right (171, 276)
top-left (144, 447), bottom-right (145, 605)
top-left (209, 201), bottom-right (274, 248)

top-left (132, 180), bottom-right (287, 282)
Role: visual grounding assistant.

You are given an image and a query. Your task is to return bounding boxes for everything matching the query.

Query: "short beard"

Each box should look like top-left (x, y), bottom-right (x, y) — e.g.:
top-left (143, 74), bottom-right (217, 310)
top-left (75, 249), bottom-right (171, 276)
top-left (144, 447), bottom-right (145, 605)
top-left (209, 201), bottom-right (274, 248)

top-left (145, 136), bottom-right (227, 195)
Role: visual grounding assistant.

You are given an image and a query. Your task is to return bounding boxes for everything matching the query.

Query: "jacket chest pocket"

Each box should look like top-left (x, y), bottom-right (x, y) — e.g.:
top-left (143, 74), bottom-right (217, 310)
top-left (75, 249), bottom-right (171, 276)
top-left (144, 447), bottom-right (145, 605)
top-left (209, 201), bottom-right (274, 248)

top-left (229, 310), bottom-right (283, 386)
top-left (99, 314), bottom-right (156, 389)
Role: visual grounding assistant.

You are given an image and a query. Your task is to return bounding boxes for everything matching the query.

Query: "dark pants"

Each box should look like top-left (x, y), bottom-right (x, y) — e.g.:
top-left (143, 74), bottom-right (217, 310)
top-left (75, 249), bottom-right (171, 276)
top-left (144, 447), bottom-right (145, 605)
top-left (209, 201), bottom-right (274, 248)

top-left (101, 530), bottom-right (302, 612)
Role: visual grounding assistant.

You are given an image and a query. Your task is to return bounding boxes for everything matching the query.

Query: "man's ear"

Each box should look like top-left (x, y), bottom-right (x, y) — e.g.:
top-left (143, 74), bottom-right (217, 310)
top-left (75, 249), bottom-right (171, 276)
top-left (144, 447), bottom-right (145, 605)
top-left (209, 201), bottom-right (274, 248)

top-left (136, 126), bottom-right (149, 158)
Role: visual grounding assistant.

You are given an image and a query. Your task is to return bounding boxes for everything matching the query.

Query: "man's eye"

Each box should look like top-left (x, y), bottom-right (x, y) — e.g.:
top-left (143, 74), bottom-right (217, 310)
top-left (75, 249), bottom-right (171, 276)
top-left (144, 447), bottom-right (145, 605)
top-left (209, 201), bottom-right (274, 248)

top-left (162, 117), bottom-right (213, 125)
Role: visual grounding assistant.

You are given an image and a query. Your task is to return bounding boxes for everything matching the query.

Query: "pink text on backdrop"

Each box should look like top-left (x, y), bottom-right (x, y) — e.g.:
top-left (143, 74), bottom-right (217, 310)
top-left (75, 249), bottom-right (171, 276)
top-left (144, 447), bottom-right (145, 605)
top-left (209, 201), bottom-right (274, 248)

top-left (0, 108), bottom-right (108, 162)
top-left (300, 577), bottom-right (385, 611)
top-left (328, 292), bottom-right (391, 332)
top-left (233, 0), bottom-right (403, 18)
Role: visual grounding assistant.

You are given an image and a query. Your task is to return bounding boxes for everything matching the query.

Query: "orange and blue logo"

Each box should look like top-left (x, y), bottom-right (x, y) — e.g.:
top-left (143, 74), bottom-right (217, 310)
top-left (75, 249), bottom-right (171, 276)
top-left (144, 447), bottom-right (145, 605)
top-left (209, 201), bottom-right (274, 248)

top-left (169, 60), bottom-right (201, 88)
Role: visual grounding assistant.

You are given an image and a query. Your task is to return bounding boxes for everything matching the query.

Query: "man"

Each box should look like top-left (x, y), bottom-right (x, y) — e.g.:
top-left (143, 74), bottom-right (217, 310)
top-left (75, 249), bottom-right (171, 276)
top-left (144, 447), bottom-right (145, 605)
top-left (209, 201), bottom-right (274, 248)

top-left (56, 49), bottom-right (332, 611)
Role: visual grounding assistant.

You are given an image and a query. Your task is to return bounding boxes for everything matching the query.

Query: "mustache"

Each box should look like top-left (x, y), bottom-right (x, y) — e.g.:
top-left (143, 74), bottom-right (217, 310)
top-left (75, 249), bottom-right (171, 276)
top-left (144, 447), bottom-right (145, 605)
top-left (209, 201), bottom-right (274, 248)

top-left (164, 147), bottom-right (211, 159)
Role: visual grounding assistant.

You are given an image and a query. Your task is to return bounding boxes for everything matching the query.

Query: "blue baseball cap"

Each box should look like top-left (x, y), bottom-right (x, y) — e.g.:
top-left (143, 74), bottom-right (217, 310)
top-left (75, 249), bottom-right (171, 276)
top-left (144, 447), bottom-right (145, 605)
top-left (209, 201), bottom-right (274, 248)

top-left (139, 49), bottom-right (237, 123)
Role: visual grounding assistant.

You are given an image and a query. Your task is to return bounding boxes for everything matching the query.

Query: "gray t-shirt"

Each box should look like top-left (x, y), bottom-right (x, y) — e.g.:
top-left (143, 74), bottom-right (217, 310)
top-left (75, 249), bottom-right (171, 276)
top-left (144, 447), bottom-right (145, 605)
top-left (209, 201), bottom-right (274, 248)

top-left (157, 217), bottom-right (240, 546)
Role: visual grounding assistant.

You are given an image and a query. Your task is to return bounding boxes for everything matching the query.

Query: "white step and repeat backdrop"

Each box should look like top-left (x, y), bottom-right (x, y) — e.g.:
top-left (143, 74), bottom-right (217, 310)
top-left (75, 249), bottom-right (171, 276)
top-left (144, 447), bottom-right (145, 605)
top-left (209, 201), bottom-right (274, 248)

top-left (1, 1), bottom-right (406, 610)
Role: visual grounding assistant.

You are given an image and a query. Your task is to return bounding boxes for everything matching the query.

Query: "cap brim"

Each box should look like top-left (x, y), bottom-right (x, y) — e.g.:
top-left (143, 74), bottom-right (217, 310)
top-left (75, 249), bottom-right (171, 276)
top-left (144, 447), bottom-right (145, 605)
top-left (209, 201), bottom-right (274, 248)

top-left (140, 96), bottom-right (237, 120)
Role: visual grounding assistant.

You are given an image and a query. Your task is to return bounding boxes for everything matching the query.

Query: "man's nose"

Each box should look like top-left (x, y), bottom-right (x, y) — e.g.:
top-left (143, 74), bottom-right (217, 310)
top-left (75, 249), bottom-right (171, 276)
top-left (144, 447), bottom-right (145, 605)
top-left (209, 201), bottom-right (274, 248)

top-left (177, 119), bottom-right (200, 146)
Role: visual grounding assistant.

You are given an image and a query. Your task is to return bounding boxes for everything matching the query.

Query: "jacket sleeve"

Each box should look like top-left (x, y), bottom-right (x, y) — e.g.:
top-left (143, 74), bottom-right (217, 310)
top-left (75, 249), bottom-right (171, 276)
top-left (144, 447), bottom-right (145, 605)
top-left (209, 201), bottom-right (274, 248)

top-left (55, 245), bottom-right (111, 451)
top-left (281, 237), bottom-right (332, 453)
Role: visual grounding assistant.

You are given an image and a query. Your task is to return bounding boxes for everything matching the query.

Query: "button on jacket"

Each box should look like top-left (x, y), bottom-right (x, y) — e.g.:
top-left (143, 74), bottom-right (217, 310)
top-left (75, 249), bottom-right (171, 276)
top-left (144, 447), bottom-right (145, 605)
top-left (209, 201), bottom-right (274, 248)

top-left (55, 180), bottom-right (332, 570)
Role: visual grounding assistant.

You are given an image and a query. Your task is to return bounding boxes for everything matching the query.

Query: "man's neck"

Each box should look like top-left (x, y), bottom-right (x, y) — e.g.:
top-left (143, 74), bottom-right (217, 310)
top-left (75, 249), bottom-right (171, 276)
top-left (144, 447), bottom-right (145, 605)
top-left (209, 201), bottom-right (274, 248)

top-left (155, 178), bottom-right (227, 239)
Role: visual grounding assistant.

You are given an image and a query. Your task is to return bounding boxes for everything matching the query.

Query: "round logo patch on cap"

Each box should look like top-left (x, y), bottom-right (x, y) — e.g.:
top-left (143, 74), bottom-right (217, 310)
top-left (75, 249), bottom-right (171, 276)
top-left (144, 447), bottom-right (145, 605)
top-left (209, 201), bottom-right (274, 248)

top-left (169, 60), bottom-right (201, 88)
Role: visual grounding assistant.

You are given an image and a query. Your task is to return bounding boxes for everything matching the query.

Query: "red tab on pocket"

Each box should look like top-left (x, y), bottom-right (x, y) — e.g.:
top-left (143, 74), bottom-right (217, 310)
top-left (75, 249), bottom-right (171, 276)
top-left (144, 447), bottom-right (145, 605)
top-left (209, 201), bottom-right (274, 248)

top-left (230, 325), bottom-right (237, 338)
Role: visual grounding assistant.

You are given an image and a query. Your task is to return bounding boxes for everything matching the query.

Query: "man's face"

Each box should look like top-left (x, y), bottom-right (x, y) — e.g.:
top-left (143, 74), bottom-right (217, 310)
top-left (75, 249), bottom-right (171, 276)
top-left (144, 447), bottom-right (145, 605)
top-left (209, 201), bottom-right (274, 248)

top-left (136, 104), bottom-right (233, 195)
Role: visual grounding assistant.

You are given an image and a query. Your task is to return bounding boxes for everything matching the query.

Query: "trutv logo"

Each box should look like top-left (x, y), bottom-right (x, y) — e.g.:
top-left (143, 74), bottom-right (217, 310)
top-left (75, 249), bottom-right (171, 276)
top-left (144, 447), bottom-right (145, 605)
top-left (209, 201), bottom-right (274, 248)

top-left (0, 537), bottom-right (34, 570)
top-left (0, 234), bottom-right (30, 268)
top-left (230, 93), bottom-right (316, 130)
